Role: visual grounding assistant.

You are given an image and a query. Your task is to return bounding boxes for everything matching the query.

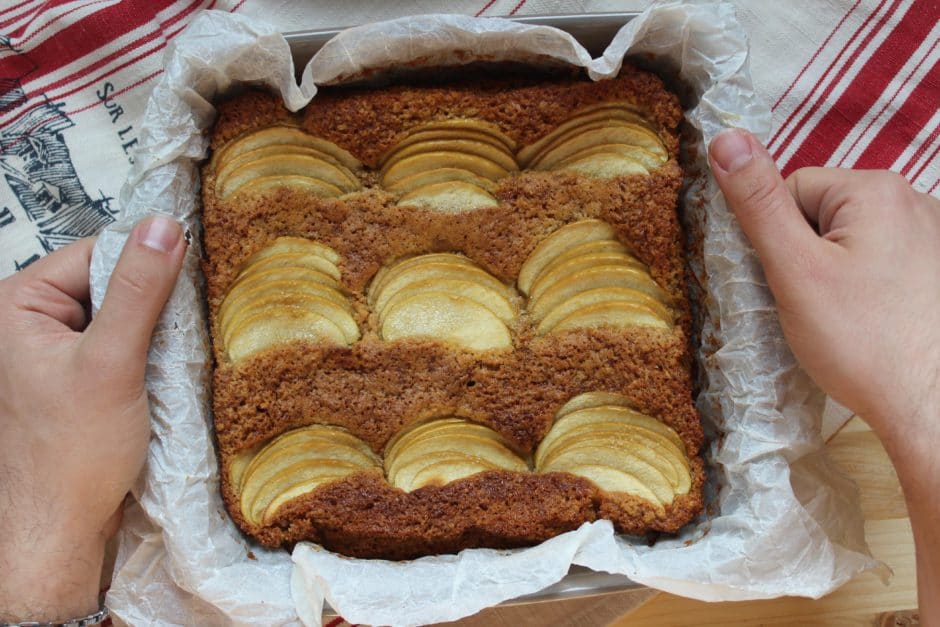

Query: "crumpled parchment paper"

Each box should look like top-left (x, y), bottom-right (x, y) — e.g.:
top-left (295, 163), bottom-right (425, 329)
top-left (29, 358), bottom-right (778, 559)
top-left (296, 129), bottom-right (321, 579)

top-left (91, 3), bottom-right (887, 626)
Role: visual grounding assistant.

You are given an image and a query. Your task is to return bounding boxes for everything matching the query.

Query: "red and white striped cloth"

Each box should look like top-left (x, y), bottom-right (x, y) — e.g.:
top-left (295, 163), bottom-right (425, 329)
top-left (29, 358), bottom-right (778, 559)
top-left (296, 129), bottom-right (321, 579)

top-left (0, 0), bottom-right (936, 277)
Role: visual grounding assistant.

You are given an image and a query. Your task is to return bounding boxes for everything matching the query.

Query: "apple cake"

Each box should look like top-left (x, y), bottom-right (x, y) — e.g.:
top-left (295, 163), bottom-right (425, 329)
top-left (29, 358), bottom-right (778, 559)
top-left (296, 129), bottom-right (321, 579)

top-left (201, 64), bottom-right (706, 560)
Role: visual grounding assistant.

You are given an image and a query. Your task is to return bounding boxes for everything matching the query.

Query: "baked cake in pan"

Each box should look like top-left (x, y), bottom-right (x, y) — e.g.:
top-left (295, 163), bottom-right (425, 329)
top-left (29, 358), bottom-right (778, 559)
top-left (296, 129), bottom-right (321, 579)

top-left (201, 64), bottom-right (705, 560)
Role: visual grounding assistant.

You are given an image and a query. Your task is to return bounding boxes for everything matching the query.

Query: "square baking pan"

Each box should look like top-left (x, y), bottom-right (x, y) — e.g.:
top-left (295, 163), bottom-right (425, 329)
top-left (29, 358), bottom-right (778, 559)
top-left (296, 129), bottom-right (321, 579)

top-left (282, 11), bottom-right (654, 616)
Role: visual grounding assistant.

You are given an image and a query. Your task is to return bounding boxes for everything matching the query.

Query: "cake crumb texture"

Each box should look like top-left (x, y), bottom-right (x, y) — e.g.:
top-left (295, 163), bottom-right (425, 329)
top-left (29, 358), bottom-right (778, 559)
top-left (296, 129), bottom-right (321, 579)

top-left (204, 64), bottom-right (706, 559)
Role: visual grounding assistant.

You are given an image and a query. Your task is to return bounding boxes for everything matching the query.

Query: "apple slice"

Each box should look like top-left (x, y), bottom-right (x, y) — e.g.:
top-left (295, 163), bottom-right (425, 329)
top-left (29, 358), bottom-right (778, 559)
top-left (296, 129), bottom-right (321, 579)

top-left (558, 408), bottom-right (687, 455)
top-left (569, 100), bottom-right (650, 117)
top-left (386, 433), bottom-right (526, 482)
top-left (246, 425), bottom-right (377, 476)
top-left (244, 459), bottom-right (362, 525)
top-left (529, 252), bottom-right (648, 302)
top-left (381, 130), bottom-right (514, 168)
top-left (377, 278), bottom-right (515, 324)
top-left (397, 181), bottom-right (498, 213)
top-left (528, 265), bottom-right (670, 320)
top-left (409, 458), bottom-right (500, 491)
top-left (384, 418), bottom-right (509, 464)
top-left (226, 308), bottom-right (347, 362)
top-left (516, 105), bottom-right (654, 165)
top-left (539, 434), bottom-right (688, 494)
top-left (552, 427), bottom-right (690, 495)
top-left (216, 145), bottom-right (356, 187)
top-left (391, 451), bottom-right (499, 492)
top-left (368, 253), bottom-right (479, 303)
top-left (527, 122), bottom-right (667, 169)
top-left (241, 237), bottom-right (340, 267)
top-left (380, 291), bottom-right (512, 351)
top-left (240, 440), bottom-right (378, 516)
top-left (220, 277), bottom-right (351, 317)
top-left (228, 446), bottom-right (261, 493)
top-left (549, 301), bottom-right (670, 333)
top-left (536, 405), bottom-right (687, 464)
top-left (381, 139), bottom-right (517, 173)
top-left (212, 125), bottom-right (362, 172)
top-left (219, 277), bottom-right (351, 323)
top-left (218, 278), bottom-right (352, 336)
top-left (381, 152), bottom-right (510, 187)
top-left (221, 293), bottom-right (359, 347)
top-left (536, 425), bottom-right (688, 480)
top-left (534, 240), bottom-right (634, 277)
top-left (553, 143), bottom-right (664, 172)
top-left (517, 219), bottom-right (618, 295)
top-left (548, 464), bottom-right (662, 506)
top-left (370, 261), bottom-right (512, 314)
top-left (227, 268), bottom-right (339, 300)
top-left (385, 167), bottom-right (498, 194)
top-left (555, 153), bottom-right (648, 178)
top-left (219, 155), bottom-right (362, 199)
top-left (542, 443), bottom-right (675, 504)
top-left (556, 392), bottom-right (637, 420)
top-left (236, 252), bottom-right (341, 281)
top-left (225, 175), bottom-right (345, 200)
top-left (399, 119), bottom-right (517, 152)
top-left (537, 423), bottom-right (686, 469)
top-left (537, 287), bottom-right (672, 333)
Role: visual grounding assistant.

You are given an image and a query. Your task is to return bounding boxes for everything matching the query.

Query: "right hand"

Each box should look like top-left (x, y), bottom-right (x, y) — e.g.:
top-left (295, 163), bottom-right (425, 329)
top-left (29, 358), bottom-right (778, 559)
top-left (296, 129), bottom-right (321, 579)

top-left (707, 129), bottom-right (940, 463)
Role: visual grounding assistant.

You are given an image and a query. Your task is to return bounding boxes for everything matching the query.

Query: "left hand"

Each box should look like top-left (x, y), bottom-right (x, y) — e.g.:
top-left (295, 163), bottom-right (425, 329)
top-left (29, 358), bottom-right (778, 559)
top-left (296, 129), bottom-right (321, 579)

top-left (0, 215), bottom-right (186, 622)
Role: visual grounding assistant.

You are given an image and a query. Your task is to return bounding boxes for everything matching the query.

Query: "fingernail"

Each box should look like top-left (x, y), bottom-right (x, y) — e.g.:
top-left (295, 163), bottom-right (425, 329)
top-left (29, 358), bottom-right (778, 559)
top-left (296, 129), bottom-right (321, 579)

top-left (138, 215), bottom-right (183, 253)
top-left (710, 129), bottom-right (754, 173)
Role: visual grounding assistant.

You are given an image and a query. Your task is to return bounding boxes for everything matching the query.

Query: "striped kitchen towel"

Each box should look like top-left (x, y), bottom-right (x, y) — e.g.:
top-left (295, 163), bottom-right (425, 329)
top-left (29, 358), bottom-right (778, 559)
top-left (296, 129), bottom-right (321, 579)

top-left (0, 0), bottom-right (935, 277)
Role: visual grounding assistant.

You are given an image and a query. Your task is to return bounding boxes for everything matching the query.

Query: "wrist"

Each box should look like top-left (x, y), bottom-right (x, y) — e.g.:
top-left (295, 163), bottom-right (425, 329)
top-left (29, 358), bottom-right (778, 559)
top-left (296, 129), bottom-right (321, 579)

top-left (0, 525), bottom-right (105, 623)
top-left (875, 387), bottom-right (940, 503)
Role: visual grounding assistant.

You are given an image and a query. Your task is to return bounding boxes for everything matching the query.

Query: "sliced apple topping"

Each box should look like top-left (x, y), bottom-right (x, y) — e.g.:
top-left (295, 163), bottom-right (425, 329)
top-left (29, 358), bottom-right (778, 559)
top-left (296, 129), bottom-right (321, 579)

top-left (379, 119), bottom-right (519, 212)
top-left (232, 175), bottom-right (344, 199)
top-left (550, 301), bottom-right (670, 333)
top-left (553, 152), bottom-right (648, 178)
top-left (369, 253), bottom-right (517, 351)
top-left (384, 139), bottom-right (518, 173)
top-left (384, 168), bottom-right (498, 195)
top-left (517, 220), bottom-right (617, 295)
top-left (518, 220), bottom-right (673, 334)
top-left (534, 397), bottom-right (692, 508)
top-left (212, 125), bottom-right (362, 172)
top-left (240, 236), bottom-right (341, 266)
top-left (382, 152), bottom-right (508, 187)
top-left (382, 292), bottom-right (511, 351)
top-left (516, 102), bottom-right (654, 165)
top-left (234, 424), bottom-right (380, 526)
top-left (555, 391), bottom-right (637, 419)
top-left (385, 119), bottom-right (517, 158)
top-left (210, 125), bottom-right (362, 199)
top-left (516, 103), bottom-right (667, 178)
top-left (536, 288), bottom-right (670, 334)
top-left (528, 252), bottom-right (647, 301)
top-left (219, 238), bottom-right (359, 362)
top-left (397, 180), bottom-right (498, 213)
top-left (384, 418), bottom-right (527, 492)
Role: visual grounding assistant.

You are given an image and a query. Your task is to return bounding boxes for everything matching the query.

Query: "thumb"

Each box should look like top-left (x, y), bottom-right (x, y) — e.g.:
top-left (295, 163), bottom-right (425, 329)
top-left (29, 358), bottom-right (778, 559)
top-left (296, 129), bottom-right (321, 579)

top-left (84, 215), bottom-right (186, 379)
top-left (708, 129), bottom-right (822, 288)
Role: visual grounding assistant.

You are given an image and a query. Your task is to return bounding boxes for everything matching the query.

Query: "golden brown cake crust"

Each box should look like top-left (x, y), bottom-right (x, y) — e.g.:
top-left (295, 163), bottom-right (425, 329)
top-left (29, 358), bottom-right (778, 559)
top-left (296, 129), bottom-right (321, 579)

top-left (203, 65), bottom-right (706, 559)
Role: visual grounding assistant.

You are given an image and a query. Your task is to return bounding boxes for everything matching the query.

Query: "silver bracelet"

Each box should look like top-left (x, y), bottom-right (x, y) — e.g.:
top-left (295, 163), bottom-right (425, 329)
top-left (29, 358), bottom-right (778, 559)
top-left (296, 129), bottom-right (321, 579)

top-left (1, 604), bottom-right (109, 627)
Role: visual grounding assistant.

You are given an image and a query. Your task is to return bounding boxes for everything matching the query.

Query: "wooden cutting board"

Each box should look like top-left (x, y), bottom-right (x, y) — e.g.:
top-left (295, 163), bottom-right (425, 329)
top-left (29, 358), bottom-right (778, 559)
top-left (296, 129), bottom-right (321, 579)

top-left (611, 416), bottom-right (919, 626)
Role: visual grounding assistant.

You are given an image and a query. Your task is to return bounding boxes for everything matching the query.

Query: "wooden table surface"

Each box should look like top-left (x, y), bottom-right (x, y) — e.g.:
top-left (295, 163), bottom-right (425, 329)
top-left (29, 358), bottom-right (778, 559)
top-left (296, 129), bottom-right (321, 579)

top-left (611, 416), bottom-right (919, 626)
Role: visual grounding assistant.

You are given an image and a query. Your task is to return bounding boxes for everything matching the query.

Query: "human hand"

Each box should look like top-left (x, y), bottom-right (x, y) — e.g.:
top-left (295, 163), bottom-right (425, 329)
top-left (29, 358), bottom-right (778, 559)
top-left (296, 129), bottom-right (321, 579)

top-left (708, 129), bottom-right (940, 457)
top-left (709, 129), bottom-right (940, 619)
top-left (0, 216), bottom-right (186, 622)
